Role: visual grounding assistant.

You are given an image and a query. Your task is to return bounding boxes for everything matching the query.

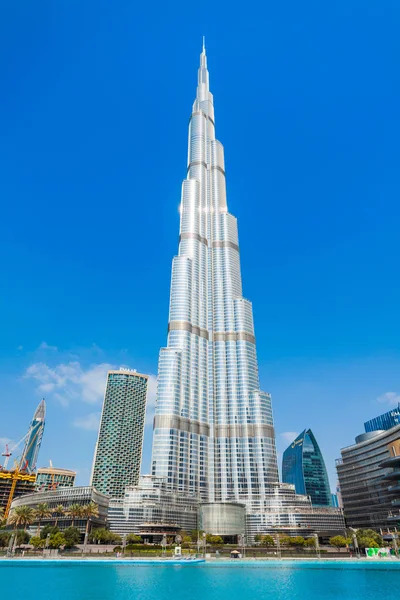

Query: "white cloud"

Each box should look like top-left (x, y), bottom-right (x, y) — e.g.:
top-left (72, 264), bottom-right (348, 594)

top-left (280, 431), bottom-right (299, 444)
top-left (17, 345), bottom-right (23, 351)
top-left (74, 412), bottom-right (100, 431)
top-left (377, 391), bottom-right (400, 406)
top-left (145, 374), bottom-right (158, 425)
top-left (24, 361), bottom-right (113, 406)
top-left (38, 341), bottom-right (58, 351)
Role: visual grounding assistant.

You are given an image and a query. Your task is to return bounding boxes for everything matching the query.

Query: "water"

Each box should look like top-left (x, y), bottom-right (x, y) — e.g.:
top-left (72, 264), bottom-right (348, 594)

top-left (2, 560), bottom-right (399, 600)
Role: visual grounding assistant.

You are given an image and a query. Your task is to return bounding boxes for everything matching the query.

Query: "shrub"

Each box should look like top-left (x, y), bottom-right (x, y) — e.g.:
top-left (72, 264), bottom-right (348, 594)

top-left (49, 533), bottom-right (66, 549)
top-left (40, 526), bottom-right (59, 540)
top-left (30, 536), bottom-right (46, 549)
top-left (63, 527), bottom-right (81, 548)
top-left (329, 536), bottom-right (348, 551)
top-left (126, 534), bottom-right (142, 544)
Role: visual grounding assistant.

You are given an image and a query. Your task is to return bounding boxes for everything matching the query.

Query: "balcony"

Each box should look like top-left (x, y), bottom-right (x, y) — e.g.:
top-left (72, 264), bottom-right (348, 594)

top-left (379, 456), bottom-right (400, 469)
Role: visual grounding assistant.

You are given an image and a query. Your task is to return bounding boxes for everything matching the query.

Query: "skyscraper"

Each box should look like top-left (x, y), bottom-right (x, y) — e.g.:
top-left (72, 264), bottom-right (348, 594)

top-left (20, 399), bottom-right (46, 473)
top-left (151, 43), bottom-right (278, 503)
top-left (282, 429), bottom-right (332, 507)
top-left (91, 369), bottom-right (148, 498)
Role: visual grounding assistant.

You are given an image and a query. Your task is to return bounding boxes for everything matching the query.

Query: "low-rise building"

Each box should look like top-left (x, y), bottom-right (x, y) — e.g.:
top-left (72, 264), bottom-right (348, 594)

top-left (10, 486), bottom-right (109, 536)
top-left (108, 475), bottom-right (198, 540)
top-left (243, 484), bottom-right (345, 543)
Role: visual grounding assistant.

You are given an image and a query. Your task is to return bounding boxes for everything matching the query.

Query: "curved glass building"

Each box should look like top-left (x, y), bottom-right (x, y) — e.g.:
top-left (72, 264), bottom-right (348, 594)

top-left (20, 399), bottom-right (46, 474)
top-left (151, 43), bottom-right (278, 502)
top-left (282, 429), bottom-right (332, 507)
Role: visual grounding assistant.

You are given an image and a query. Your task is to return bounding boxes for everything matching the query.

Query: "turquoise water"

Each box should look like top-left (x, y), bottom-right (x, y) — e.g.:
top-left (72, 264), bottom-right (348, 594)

top-left (2, 560), bottom-right (400, 600)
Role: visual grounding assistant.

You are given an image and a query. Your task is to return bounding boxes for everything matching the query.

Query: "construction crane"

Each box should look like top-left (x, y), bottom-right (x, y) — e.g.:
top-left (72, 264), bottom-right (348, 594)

top-left (3, 430), bottom-right (41, 518)
top-left (0, 433), bottom-right (29, 471)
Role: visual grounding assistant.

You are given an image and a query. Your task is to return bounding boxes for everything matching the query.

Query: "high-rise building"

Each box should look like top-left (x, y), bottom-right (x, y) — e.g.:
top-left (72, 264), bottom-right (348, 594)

top-left (91, 369), bottom-right (148, 498)
top-left (364, 404), bottom-right (400, 433)
top-left (151, 42), bottom-right (278, 504)
top-left (282, 429), bottom-right (332, 507)
top-left (20, 399), bottom-right (46, 474)
top-left (336, 426), bottom-right (400, 530)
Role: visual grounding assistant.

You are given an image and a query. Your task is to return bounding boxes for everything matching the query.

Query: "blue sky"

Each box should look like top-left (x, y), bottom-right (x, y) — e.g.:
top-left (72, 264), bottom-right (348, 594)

top-left (0, 1), bottom-right (399, 488)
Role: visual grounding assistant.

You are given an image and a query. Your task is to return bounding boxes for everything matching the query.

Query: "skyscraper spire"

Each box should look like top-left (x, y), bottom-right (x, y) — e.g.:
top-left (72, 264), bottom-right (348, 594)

top-left (151, 48), bottom-right (278, 503)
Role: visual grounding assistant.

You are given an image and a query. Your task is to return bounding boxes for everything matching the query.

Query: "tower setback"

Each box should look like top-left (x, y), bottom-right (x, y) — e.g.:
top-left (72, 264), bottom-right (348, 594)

top-left (151, 44), bottom-right (278, 503)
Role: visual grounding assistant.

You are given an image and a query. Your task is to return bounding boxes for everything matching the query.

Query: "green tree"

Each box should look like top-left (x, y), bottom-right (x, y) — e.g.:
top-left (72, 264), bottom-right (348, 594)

top-left (261, 535), bottom-right (275, 547)
top-left (182, 535), bottom-right (192, 544)
top-left (7, 506), bottom-right (35, 530)
top-left (40, 525), bottom-right (60, 540)
top-left (49, 532), bottom-right (66, 549)
top-left (329, 536), bottom-right (348, 551)
top-left (67, 504), bottom-right (83, 527)
top-left (356, 529), bottom-right (382, 549)
top-left (210, 535), bottom-right (223, 545)
top-left (34, 503), bottom-right (52, 536)
top-left (53, 505), bottom-right (66, 527)
top-left (126, 533), bottom-right (142, 544)
top-left (255, 534), bottom-right (263, 543)
top-left (279, 536), bottom-right (292, 547)
top-left (30, 536), bottom-right (46, 549)
top-left (15, 530), bottom-right (30, 546)
top-left (63, 527), bottom-right (81, 548)
top-left (289, 536), bottom-right (305, 547)
top-left (190, 530), bottom-right (204, 542)
top-left (90, 527), bottom-right (121, 545)
top-left (304, 537), bottom-right (316, 548)
top-left (81, 502), bottom-right (99, 540)
top-left (0, 531), bottom-right (11, 548)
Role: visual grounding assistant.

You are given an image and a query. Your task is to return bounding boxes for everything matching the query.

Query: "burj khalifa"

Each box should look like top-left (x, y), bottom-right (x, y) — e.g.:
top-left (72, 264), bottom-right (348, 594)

top-left (151, 43), bottom-right (278, 504)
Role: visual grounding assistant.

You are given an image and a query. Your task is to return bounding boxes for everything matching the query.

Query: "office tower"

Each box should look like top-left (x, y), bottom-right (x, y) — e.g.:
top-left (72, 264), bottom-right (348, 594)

top-left (336, 426), bottom-right (400, 530)
top-left (364, 404), bottom-right (400, 433)
top-left (91, 369), bottom-right (148, 498)
top-left (282, 429), bottom-right (332, 507)
top-left (20, 399), bottom-right (46, 473)
top-left (151, 42), bottom-right (278, 503)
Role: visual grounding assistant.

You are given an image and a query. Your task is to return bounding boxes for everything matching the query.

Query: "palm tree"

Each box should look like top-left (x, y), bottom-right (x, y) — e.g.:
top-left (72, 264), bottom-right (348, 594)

top-left (7, 506), bottom-right (35, 531)
top-left (82, 502), bottom-right (99, 540)
top-left (35, 503), bottom-right (52, 536)
top-left (67, 503), bottom-right (83, 527)
top-left (53, 505), bottom-right (65, 527)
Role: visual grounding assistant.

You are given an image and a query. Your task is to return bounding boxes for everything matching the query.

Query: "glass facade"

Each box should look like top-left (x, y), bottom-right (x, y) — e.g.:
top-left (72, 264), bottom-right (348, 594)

top-left (91, 370), bottom-right (148, 498)
top-left (364, 404), bottom-right (400, 433)
top-left (108, 476), bottom-right (198, 538)
top-left (151, 43), bottom-right (278, 504)
top-left (20, 399), bottom-right (46, 473)
top-left (245, 483), bottom-right (345, 543)
top-left (199, 502), bottom-right (246, 536)
top-left (282, 429), bottom-right (332, 507)
top-left (336, 424), bottom-right (400, 529)
top-left (35, 466), bottom-right (76, 491)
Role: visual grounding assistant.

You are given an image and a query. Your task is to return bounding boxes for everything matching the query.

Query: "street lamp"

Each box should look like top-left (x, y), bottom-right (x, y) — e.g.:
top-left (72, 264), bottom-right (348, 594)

top-left (203, 532), bottom-right (206, 558)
